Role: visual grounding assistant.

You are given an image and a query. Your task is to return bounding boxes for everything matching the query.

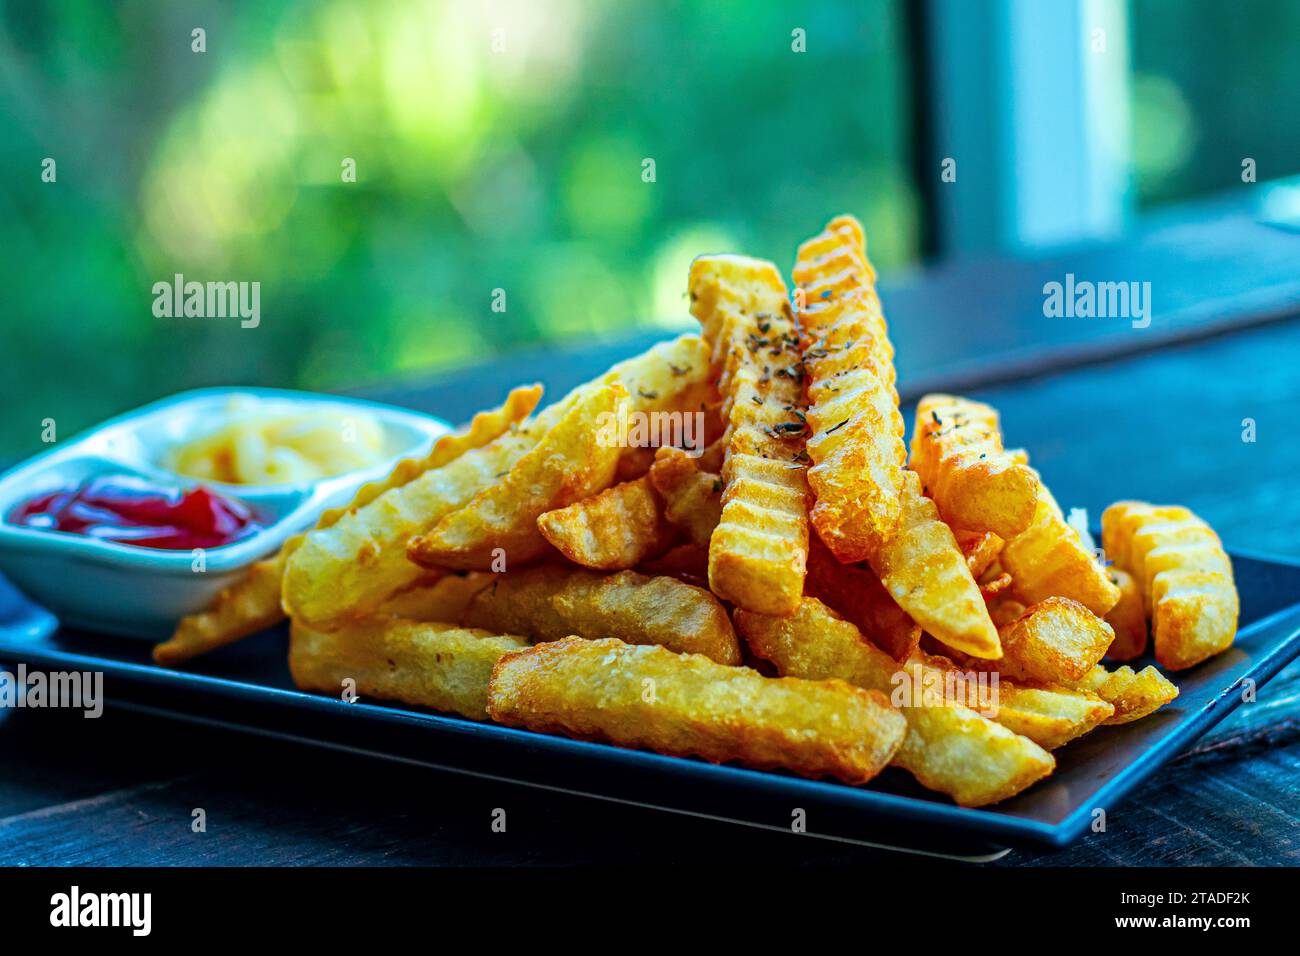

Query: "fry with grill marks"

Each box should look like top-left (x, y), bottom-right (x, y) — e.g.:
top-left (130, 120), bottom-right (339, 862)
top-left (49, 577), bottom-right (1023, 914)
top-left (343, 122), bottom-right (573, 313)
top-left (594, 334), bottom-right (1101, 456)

top-left (910, 395), bottom-right (1037, 539)
top-left (868, 471), bottom-right (1001, 659)
top-left (1000, 476), bottom-right (1120, 617)
top-left (462, 565), bottom-right (742, 665)
top-left (156, 384), bottom-right (542, 664)
top-left (290, 616), bottom-right (528, 720)
top-left (1102, 501), bottom-right (1237, 669)
top-left (537, 475), bottom-right (677, 570)
top-left (793, 214), bottom-right (908, 561)
top-left (734, 598), bottom-right (1054, 806)
top-left (689, 254), bottom-right (810, 615)
top-left (487, 637), bottom-right (906, 785)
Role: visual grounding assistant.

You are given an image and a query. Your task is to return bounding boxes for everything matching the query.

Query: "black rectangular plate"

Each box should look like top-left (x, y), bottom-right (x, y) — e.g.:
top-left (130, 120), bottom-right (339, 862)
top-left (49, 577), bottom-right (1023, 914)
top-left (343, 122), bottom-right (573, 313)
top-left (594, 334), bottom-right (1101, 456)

top-left (1, 549), bottom-right (1298, 853)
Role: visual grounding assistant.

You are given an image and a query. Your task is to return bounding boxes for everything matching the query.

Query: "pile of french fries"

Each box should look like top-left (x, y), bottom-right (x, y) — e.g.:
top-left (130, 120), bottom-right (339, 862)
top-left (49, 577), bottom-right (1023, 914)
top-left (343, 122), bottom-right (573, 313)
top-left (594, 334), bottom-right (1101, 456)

top-left (154, 214), bottom-right (1240, 807)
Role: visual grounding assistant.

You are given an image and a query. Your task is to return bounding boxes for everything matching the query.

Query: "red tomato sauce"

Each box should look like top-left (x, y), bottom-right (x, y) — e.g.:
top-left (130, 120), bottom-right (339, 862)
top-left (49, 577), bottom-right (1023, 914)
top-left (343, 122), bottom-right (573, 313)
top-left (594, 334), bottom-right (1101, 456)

top-left (9, 474), bottom-right (262, 550)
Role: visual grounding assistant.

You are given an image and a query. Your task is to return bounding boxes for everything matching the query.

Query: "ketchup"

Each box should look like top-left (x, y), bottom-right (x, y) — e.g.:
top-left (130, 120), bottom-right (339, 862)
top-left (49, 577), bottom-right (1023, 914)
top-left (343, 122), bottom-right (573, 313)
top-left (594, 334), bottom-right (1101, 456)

top-left (9, 475), bottom-right (262, 550)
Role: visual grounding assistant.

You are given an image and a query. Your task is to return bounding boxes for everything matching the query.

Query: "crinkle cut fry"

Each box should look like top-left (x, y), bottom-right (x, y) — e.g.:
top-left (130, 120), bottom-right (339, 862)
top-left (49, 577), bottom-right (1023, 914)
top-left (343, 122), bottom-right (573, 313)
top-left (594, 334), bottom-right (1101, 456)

top-left (1000, 476), bottom-right (1121, 617)
top-left (156, 383), bottom-right (542, 664)
top-left (910, 394), bottom-right (1038, 539)
top-left (734, 598), bottom-right (1053, 807)
top-left (793, 215), bottom-right (907, 561)
top-left (1101, 501), bottom-right (1237, 670)
top-left (868, 471), bottom-right (1001, 659)
top-left (284, 336), bottom-right (710, 627)
top-left (463, 564), bottom-right (743, 665)
top-left (290, 616), bottom-right (527, 721)
top-left (487, 637), bottom-right (906, 785)
top-left (688, 254), bottom-right (810, 616)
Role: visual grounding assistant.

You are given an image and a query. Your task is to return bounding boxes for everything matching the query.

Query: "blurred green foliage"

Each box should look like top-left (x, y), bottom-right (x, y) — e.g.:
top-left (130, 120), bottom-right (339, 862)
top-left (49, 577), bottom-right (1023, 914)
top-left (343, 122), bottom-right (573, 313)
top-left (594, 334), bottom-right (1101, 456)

top-left (0, 0), bottom-right (915, 458)
top-left (1130, 0), bottom-right (1300, 205)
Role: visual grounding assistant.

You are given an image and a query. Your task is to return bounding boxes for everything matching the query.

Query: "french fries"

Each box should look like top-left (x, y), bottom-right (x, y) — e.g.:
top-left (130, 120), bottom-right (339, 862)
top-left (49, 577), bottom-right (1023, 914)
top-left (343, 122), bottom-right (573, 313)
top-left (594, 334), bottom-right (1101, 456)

top-left (1103, 568), bottom-right (1148, 661)
top-left (910, 395), bottom-right (1037, 538)
top-left (290, 616), bottom-right (527, 720)
top-left (378, 572), bottom-right (493, 623)
top-left (487, 637), bottom-right (907, 785)
top-left (153, 544), bottom-right (297, 667)
top-left (793, 215), bottom-right (908, 562)
top-left (689, 255), bottom-right (810, 615)
top-left (996, 597), bottom-right (1114, 683)
top-left (155, 384), bottom-right (542, 664)
top-left (536, 476), bottom-right (676, 570)
top-left (407, 383), bottom-right (626, 569)
top-left (869, 471), bottom-right (1001, 659)
top-left (915, 648), bottom-right (1114, 749)
top-left (1064, 663), bottom-right (1179, 724)
top-left (734, 598), bottom-right (1053, 806)
top-left (462, 565), bottom-right (742, 665)
top-left (284, 337), bottom-right (709, 627)
top-left (957, 530), bottom-right (1005, 580)
top-left (999, 476), bottom-right (1121, 616)
top-left (804, 538), bottom-right (920, 661)
top-left (648, 446), bottom-right (723, 549)
top-left (1102, 501), bottom-right (1238, 669)
top-left (207, 211), bottom-right (1232, 808)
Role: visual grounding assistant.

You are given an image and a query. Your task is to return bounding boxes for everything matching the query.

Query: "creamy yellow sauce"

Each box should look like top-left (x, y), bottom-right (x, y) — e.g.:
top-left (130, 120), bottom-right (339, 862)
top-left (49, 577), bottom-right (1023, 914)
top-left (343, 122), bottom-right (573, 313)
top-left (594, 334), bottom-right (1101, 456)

top-left (166, 396), bottom-right (386, 484)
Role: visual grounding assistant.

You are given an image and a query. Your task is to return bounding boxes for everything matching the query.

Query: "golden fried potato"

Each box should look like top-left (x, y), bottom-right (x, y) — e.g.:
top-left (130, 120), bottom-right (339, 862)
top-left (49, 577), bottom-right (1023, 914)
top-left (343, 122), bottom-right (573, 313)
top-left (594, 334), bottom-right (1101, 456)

top-left (689, 254), bottom-right (810, 615)
top-left (1102, 501), bottom-right (1238, 669)
top-left (637, 543), bottom-right (710, 584)
top-left (157, 384), bottom-right (543, 663)
top-left (154, 543), bottom-right (297, 666)
top-left (284, 337), bottom-right (710, 627)
top-left (613, 445), bottom-right (657, 482)
top-left (1104, 568), bottom-right (1148, 661)
top-left (918, 649), bottom-right (1114, 749)
top-left (868, 471), bottom-right (1001, 659)
top-left (1065, 663), bottom-right (1179, 724)
top-left (1000, 477), bottom-right (1120, 616)
top-left (378, 572), bottom-right (493, 623)
top-left (537, 476), bottom-right (677, 570)
top-left (804, 537), bottom-right (919, 661)
top-left (793, 215), bottom-right (907, 561)
top-left (910, 395), bottom-right (1037, 539)
top-left (987, 596), bottom-right (1027, 629)
top-left (996, 597), bottom-right (1115, 683)
top-left (487, 637), bottom-right (906, 785)
top-left (957, 530), bottom-right (1005, 580)
top-left (649, 446), bottom-right (722, 549)
top-left (734, 598), bottom-right (1053, 806)
top-left (408, 383), bottom-right (626, 570)
top-left (290, 616), bottom-right (528, 720)
top-left (463, 565), bottom-right (742, 665)
top-left (979, 571), bottom-right (1014, 600)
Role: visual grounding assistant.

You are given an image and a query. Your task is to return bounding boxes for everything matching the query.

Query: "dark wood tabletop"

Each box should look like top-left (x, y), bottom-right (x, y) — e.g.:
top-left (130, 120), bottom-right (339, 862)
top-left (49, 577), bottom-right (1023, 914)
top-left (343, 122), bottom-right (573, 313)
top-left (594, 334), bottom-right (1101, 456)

top-left (3, 209), bottom-right (1300, 866)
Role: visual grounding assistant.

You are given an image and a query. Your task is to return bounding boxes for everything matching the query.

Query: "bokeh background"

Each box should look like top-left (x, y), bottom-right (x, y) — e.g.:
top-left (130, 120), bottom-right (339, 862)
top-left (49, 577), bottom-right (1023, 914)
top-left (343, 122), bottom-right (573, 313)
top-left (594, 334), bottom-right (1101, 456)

top-left (2, 0), bottom-right (1299, 460)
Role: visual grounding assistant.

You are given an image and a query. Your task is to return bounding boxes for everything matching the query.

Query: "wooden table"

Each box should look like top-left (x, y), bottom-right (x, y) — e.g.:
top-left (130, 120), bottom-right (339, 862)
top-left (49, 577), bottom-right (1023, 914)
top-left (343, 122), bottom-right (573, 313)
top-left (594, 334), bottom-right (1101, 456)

top-left (3, 210), bottom-right (1300, 865)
